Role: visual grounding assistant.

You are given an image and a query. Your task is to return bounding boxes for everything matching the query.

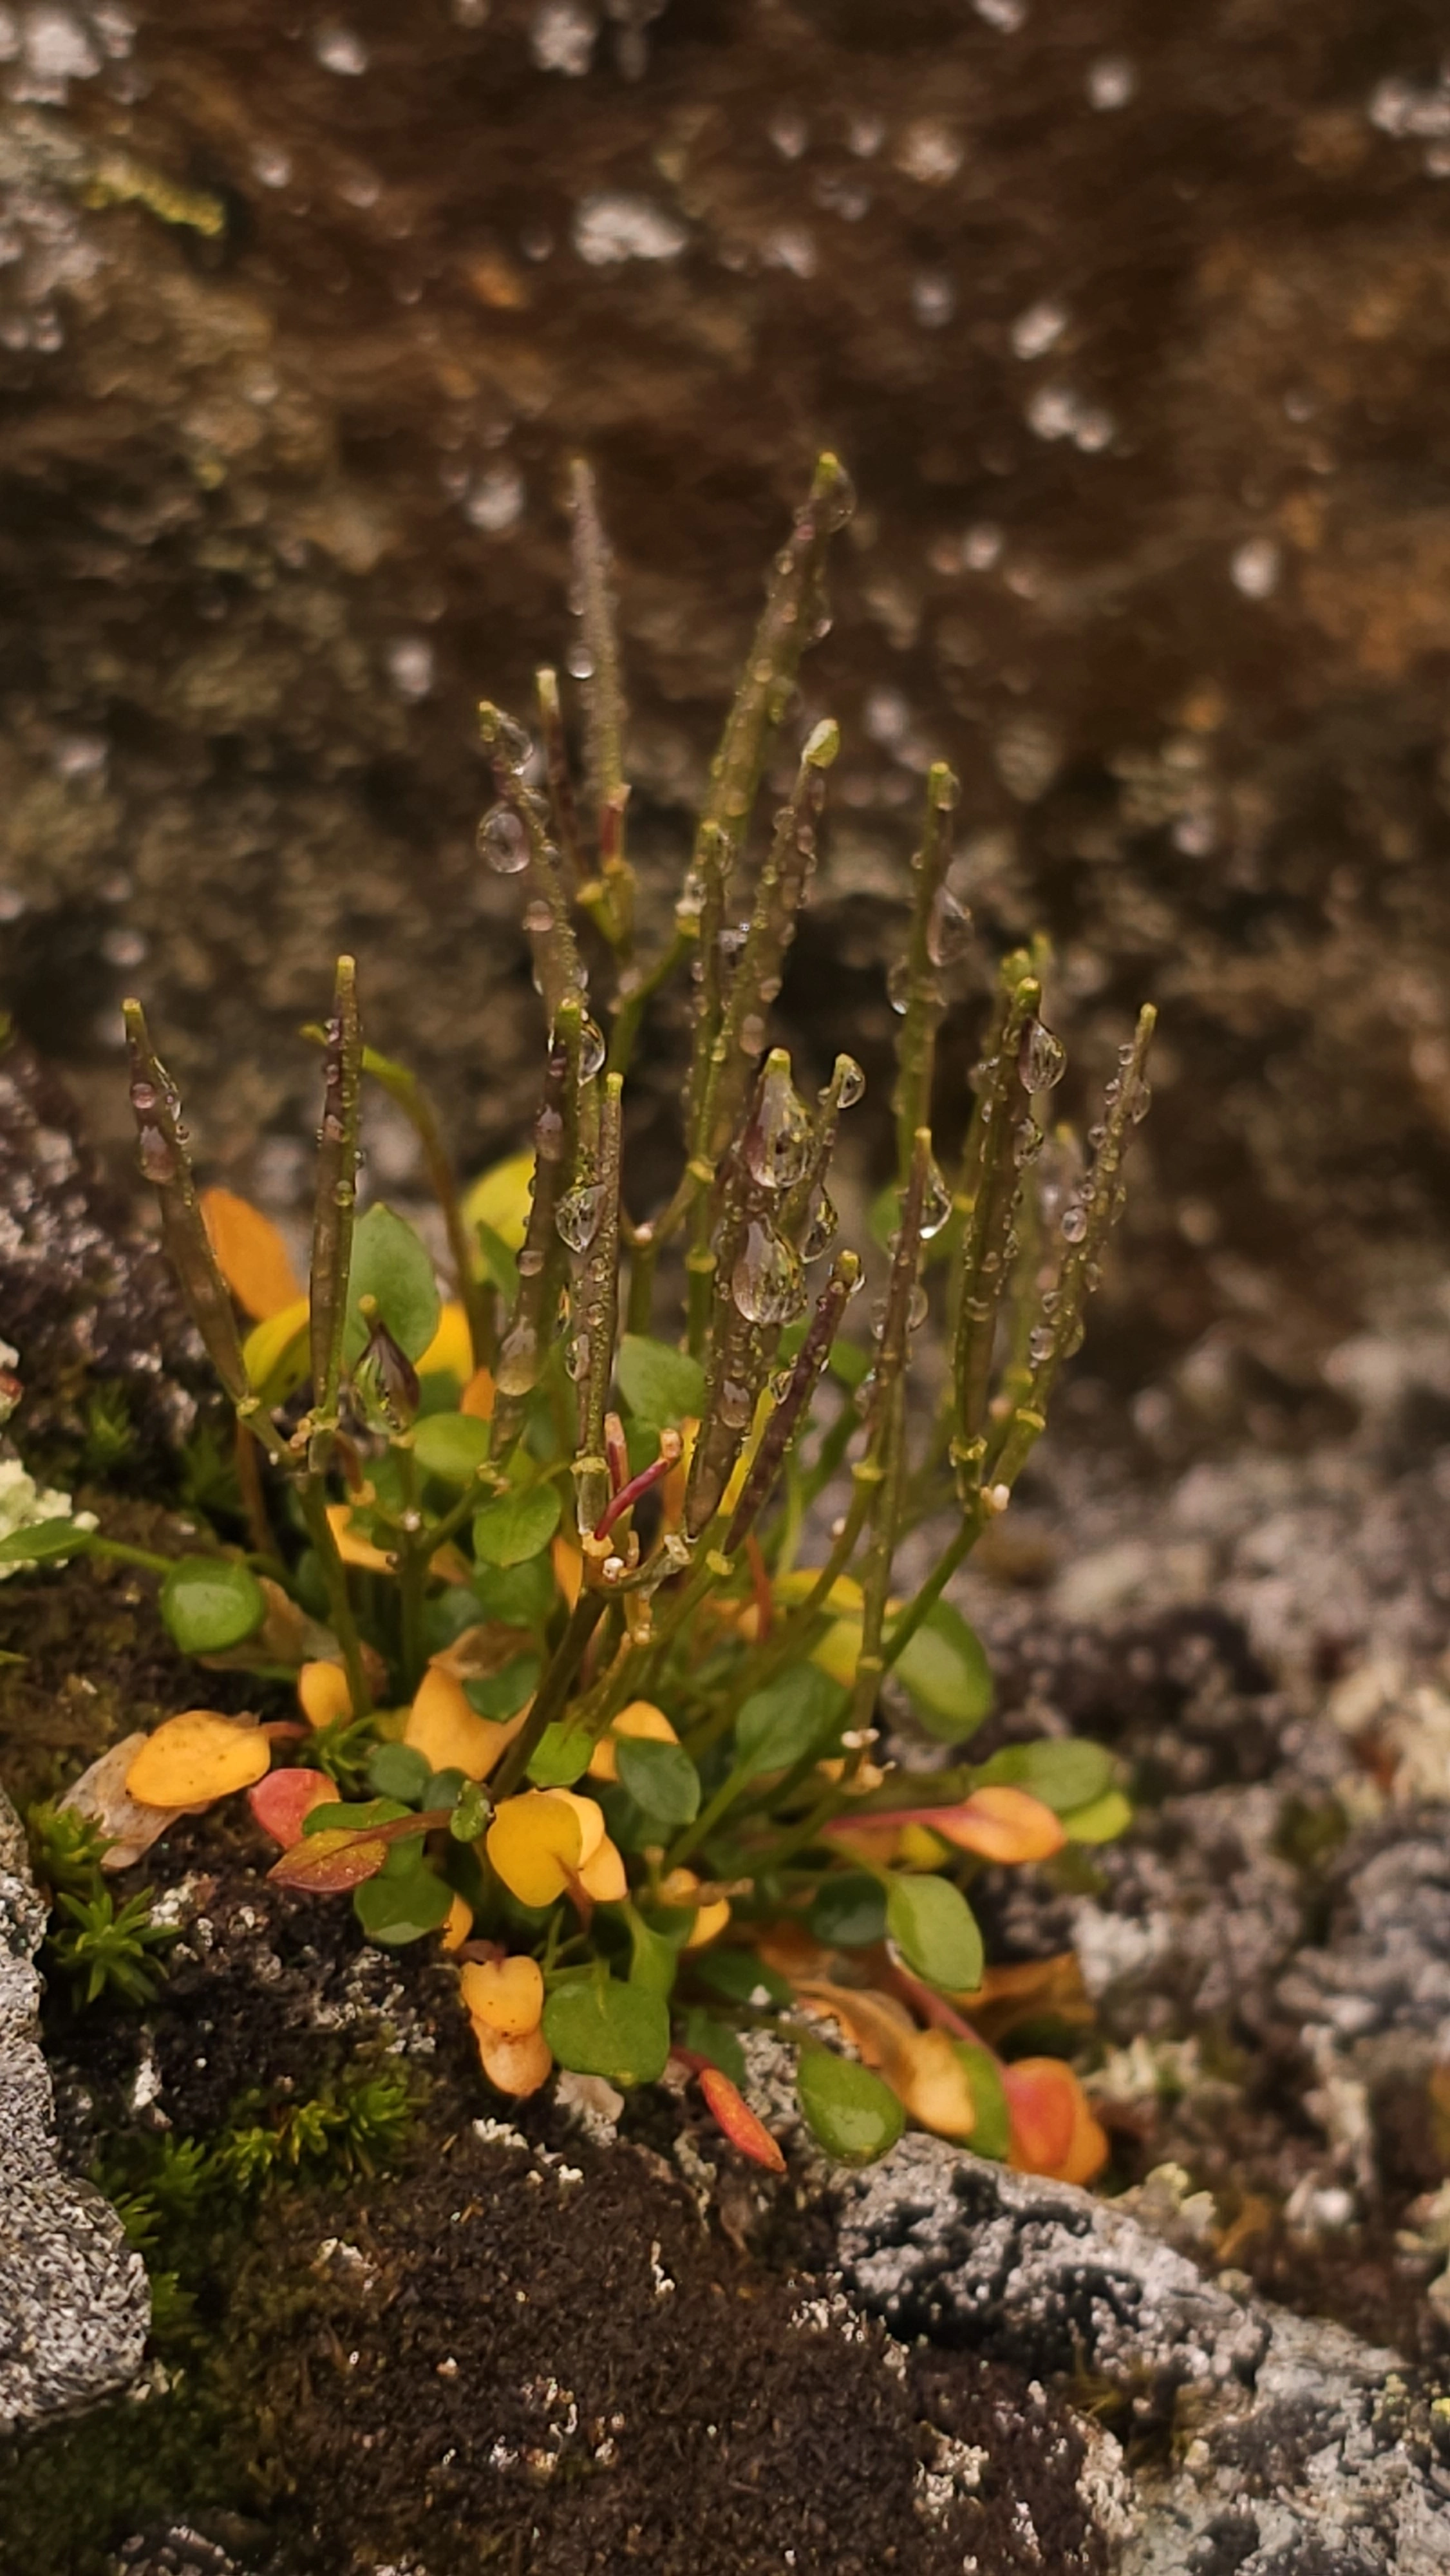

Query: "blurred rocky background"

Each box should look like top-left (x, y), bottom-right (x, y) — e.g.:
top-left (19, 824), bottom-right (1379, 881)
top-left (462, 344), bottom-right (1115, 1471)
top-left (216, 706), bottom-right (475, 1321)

top-left (1, 0), bottom-right (1449, 1445)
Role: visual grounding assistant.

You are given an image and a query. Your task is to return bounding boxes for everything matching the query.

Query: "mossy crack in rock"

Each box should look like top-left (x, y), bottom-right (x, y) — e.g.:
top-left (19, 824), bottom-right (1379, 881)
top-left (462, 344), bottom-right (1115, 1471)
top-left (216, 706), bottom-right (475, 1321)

top-left (0, 1785), bottom-right (149, 2431)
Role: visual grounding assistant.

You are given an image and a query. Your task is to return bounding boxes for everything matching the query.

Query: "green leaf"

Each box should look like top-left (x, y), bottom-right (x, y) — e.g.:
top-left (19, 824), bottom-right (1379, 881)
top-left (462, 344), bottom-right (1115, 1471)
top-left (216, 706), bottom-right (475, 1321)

top-left (412, 1412), bottom-right (491, 1485)
top-left (422, 1768), bottom-right (468, 1810)
top-left (464, 1654), bottom-right (540, 1721)
top-left (526, 1722), bottom-right (594, 1788)
top-left (616, 1736), bottom-right (701, 1828)
top-left (954, 2042), bottom-right (1011, 2162)
top-left (1060, 1788), bottom-right (1133, 1844)
top-left (473, 1483), bottom-right (562, 1567)
top-left (450, 1783), bottom-right (489, 1842)
top-left (972, 1739), bottom-right (1113, 1815)
top-left (542, 1976), bottom-right (671, 2086)
top-left (826, 1337), bottom-right (871, 1390)
top-left (160, 1557), bottom-right (267, 1656)
top-left (808, 1871), bottom-right (888, 1949)
top-left (625, 1911), bottom-right (681, 1998)
top-left (366, 1743), bottom-right (433, 1805)
top-left (616, 1334), bottom-right (706, 1426)
top-left (0, 1517), bottom-right (96, 1567)
top-left (886, 1874), bottom-right (983, 1994)
top-left (353, 1857), bottom-right (453, 1945)
top-left (303, 1796), bottom-right (411, 1837)
top-left (345, 1204), bottom-right (441, 1363)
top-left (682, 2007), bottom-right (746, 2089)
top-left (735, 1665), bottom-right (845, 1779)
top-left (473, 1217), bottom-right (521, 1305)
top-left (796, 2047), bottom-right (904, 2166)
top-left (472, 1556), bottom-right (556, 1629)
top-left (895, 1602), bottom-right (994, 1741)
top-left (693, 1949), bottom-right (791, 2009)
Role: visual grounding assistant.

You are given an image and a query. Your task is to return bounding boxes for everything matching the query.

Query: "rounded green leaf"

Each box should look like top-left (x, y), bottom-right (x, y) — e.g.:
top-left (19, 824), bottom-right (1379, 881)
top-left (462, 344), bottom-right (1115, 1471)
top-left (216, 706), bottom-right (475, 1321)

top-left (303, 1795), bottom-right (411, 1838)
top-left (541, 1976), bottom-right (670, 2086)
top-left (796, 2047), bottom-right (905, 2166)
top-left (473, 1483), bottom-right (562, 1567)
top-left (0, 1517), bottom-right (96, 1567)
top-left (895, 1602), bottom-right (994, 1741)
top-left (345, 1204), bottom-right (441, 1362)
top-left (736, 1665), bottom-right (845, 1779)
top-left (464, 1654), bottom-right (540, 1721)
top-left (682, 2007), bottom-right (746, 2089)
top-left (1060, 1787), bottom-right (1133, 1844)
top-left (353, 1857), bottom-right (453, 1945)
top-left (809, 1871), bottom-right (888, 1950)
top-left (160, 1556), bottom-right (267, 1656)
top-left (616, 1334), bottom-right (706, 1426)
top-left (616, 1736), bottom-right (701, 1828)
top-left (450, 1783), bottom-right (489, 1842)
top-left (954, 2041), bottom-right (1011, 2161)
top-left (367, 1743), bottom-right (433, 1805)
top-left (412, 1412), bottom-right (492, 1485)
top-left (473, 1556), bottom-right (556, 1629)
top-left (886, 1873), bottom-right (984, 1994)
top-left (625, 1911), bottom-right (681, 1998)
top-left (526, 1722), bottom-right (594, 1788)
top-left (972, 1739), bottom-right (1113, 1815)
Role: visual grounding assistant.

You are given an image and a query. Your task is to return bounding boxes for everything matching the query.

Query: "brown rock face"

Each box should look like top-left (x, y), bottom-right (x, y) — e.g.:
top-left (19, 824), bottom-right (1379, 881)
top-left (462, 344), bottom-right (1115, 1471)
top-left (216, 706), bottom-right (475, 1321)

top-left (0, 0), bottom-right (1447, 1401)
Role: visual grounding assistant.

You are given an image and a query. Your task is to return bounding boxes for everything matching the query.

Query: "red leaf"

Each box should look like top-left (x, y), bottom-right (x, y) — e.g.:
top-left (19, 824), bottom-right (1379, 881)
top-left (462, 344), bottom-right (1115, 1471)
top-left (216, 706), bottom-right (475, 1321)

top-left (248, 1768), bottom-right (339, 1849)
top-left (267, 1828), bottom-right (390, 1892)
top-left (699, 2065), bottom-right (787, 2174)
top-left (1001, 2059), bottom-right (1077, 2173)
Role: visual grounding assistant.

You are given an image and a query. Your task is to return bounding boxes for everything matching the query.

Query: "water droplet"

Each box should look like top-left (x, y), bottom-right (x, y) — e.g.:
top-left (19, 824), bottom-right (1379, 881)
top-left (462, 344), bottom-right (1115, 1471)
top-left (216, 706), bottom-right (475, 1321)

top-left (927, 887), bottom-right (972, 967)
top-left (719, 1378), bottom-right (753, 1428)
top-left (676, 868), bottom-right (706, 923)
top-left (1061, 1203), bottom-right (1089, 1244)
top-left (523, 898), bottom-right (554, 934)
top-left (578, 1018), bottom-right (607, 1080)
top-left (739, 1012), bottom-right (767, 1056)
top-left (835, 1055), bottom-right (866, 1110)
top-left (730, 1222), bottom-right (806, 1326)
top-left (744, 1056), bottom-right (813, 1189)
top-left (136, 1124), bottom-right (175, 1184)
top-left (907, 1284), bottom-right (929, 1330)
top-left (1019, 1018), bottom-right (1067, 1094)
top-left (556, 1184), bottom-right (605, 1254)
top-left (565, 1332), bottom-right (590, 1381)
top-left (1062, 1316), bottom-right (1086, 1357)
top-left (518, 1246), bottom-right (545, 1278)
top-left (801, 1186), bottom-right (838, 1261)
top-left (919, 1160), bottom-right (952, 1241)
top-left (478, 805), bottom-right (529, 874)
top-left (1028, 1324), bottom-right (1055, 1365)
top-left (537, 1106), bottom-right (565, 1162)
top-left (1013, 1119), bottom-right (1044, 1168)
top-left (495, 1320), bottom-right (540, 1396)
top-left (887, 958), bottom-right (912, 1014)
top-left (962, 1294), bottom-right (992, 1322)
top-left (129, 1079), bottom-right (158, 1115)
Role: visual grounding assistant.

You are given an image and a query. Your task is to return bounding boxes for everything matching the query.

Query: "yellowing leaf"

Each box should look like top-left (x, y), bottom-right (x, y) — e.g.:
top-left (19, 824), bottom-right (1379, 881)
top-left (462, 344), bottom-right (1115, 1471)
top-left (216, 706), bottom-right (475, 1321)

top-left (405, 1663), bottom-right (522, 1782)
top-left (774, 1569), bottom-right (865, 1615)
top-left (460, 1953), bottom-right (545, 2036)
top-left (242, 1295), bottom-right (310, 1399)
top-left (201, 1188), bottom-right (302, 1320)
top-left (812, 1618), bottom-right (863, 1689)
top-left (297, 1660), bottom-right (354, 1729)
top-left (588, 1698), bottom-right (678, 1783)
top-left (462, 1150), bottom-right (535, 1255)
top-left (471, 2016), bottom-right (552, 2098)
top-left (461, 1366), bottom-right (496, 1422)
top-left (486, 1790), bottom-right (585, 1906)
top-left (327, 1501), bottom-right (395, 1573)
top-left (929, 1786), bottom-right (1066, 1864)
top-left (419, 1299), bottom-right (473, 1383)
top-left (441, 1891), bottom-right (473, 1952)
top-left (797, 1980), bottom-right (976, 2139)
top-left (698, 2065), bottom-right (786, 2173)
top-left (578, 1835), bottom-right (627, 1903)
top-left (1003, 2058), bottom-right (1107, 2184)
top-left (551, 1534), bottom-right (582, 1608)
top-left (658, 1866), bottom-right (731, 1949)
top-left (126, 1711), bottom-right (270, 1808)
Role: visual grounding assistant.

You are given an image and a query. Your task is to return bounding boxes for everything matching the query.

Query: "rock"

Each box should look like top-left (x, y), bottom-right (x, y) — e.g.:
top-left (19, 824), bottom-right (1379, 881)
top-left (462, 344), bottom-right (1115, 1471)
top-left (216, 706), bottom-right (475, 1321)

top-left (836, 2136), bottom-right (1450, 2576)
top-left (0, 1783), bottom-right (149, 2431)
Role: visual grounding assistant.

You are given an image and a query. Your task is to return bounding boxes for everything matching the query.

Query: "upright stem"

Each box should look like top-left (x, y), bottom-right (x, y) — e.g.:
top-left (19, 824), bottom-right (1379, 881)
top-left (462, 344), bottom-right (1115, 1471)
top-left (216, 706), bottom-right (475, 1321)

top-left (297, 1475), bottom-right (371, 1719)
top-left (308, 956), bottom-right (362, 1449)
top-left (489, 1587), bottom-right (607, 1802)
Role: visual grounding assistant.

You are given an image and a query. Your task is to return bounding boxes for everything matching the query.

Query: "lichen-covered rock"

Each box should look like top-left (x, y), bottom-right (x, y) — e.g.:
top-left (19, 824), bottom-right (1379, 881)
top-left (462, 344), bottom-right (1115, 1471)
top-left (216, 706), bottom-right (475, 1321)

top-left (0, 1783), bottom-right (149, 2431)
top-left (836, 2136), bottom-right (1450, 2576)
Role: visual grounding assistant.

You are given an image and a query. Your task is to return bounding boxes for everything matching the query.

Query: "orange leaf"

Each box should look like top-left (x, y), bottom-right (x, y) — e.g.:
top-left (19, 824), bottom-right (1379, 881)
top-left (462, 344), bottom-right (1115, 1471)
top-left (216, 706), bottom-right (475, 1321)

top-left (326, 1501), bottom-right (395, 1573)
top-left (247, 1767), bottom-right (339, 1848)
top-left (486, 1790), bottom-right (586, 1906)
top-left (405, 1663), bottom-right (522, 1781)
top-left (797, 1980), bottom-right (977, 2139)
top-left (441, 1891), bottom-right (474, 1952)
top-left (928, 1787), bottom-right (1066, 1864)
top-left (577, 1834), bottom-right (627, 1904)
top-left (551, 1534), bottom-right (582, 1608)
top-left (125, 1711), bottom-right (270, 1808)
top-left (461, 1365), bottom-right (496, 1421)
top-left (699, 2065), bottom-right (786, 2173)
top-left (267, 1828), bottom-right (391, 1892)
top-left (471, 2016), bottom-right (552, 2098)
top-left (297, 1660), bottom-right (354, 1729)
top-left (460, 1953), bottom-right (544, 2036)
top-left (200, 1188), bottom-right (301, 1321)
top-left (1003, 2058), bottom-right (1108, 2183)
top-left (419, 1300), bottom-right (473, 1382)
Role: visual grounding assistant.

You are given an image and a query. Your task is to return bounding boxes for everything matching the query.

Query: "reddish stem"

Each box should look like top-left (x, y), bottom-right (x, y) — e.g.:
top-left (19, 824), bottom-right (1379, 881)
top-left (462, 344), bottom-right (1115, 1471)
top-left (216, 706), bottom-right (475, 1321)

top-left (594, 1442), bottom-right (679, 1541)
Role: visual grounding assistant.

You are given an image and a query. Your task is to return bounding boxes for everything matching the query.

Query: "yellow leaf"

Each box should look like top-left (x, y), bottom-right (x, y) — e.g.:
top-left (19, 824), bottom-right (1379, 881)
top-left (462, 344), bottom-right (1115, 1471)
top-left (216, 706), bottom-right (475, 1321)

top-left (461, 1365), bottom-right (496, 1421)
top-left (405, 1663), bottom-right (522, 1782)
top-left (657, 1864), bottom-right (731, 1949)
top-left (588, 1698), bottom-right (678, 1783)
top-left (773, 1569), bottom-right (865, 1615)
top-left (798, 1980), bottom-right (977, 2141)
top-left (471, 2016), bottom-right (552, 2098)
top-left (242, 1296), bottom-right (310, 1399)
top-left (551, 1534), bottom-right (582, 1607)
top-left (486, 1790), bottom-right (585, 1906)
top-left (460, 1953), bottom-right (545, 2035)
top-left (578, 1835), bottom-right (627, 1904)
top-left (440, 1891), bottom-right (474, 1953)
top-left (201, 1188), bottom-right (302, 1320)
top-left (930, 1786), bottom-right (1066, 1865)
top-left (297, 1660), bottom-right (353, 1729)
top-left (126, 1711), bottom-right (270, 1808)
top-left (419, 1300), bottom-right (473, 1383)
top-left (326, 1501), bottom-right (395, 1573)
top-left (811, 1617), bottom-right (863, 1688)
top-left (462, 1150), bottom-right (536, 1256)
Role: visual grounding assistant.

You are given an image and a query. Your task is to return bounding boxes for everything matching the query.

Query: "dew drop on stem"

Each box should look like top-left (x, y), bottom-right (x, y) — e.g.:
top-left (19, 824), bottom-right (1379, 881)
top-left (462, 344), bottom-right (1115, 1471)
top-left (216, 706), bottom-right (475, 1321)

top-left (1019, 1017), bottom-right (1067, 1094)
top-left (835, 1054), bottom-right (866, 1109)
top-left (719, 1378), bottom-right (753, 1428)
top-left (478, 806), bottom-right (530, 875)
top-left (919, 1159), bottom-right (952, 1240)
top-left (1060, 1202), bottom-right (1089, 1244)
top-left (730, 1220), bottom-right (806, 1326)
top-left (556, 1183), bottom-right (605, 1254)
top-left (579, 1018), bottom-right (607, 1080)
top-left (744, 1057), bottom-right (813, 1189)
top-left (927, 887), bottom-right (972, 968)
top-left (801, 1185), bottom-right (838, 1260)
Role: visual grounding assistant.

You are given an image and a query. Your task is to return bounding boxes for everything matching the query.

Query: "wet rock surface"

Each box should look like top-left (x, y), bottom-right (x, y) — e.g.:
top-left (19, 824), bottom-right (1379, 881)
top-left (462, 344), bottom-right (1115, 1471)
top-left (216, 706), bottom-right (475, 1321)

top-left (1, 3), bottom-right (1449, 1372)
top-left (838, 2136), bottom-right (1450, 2576)
top-left (0, 1782), bottom-right (149, 2434)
